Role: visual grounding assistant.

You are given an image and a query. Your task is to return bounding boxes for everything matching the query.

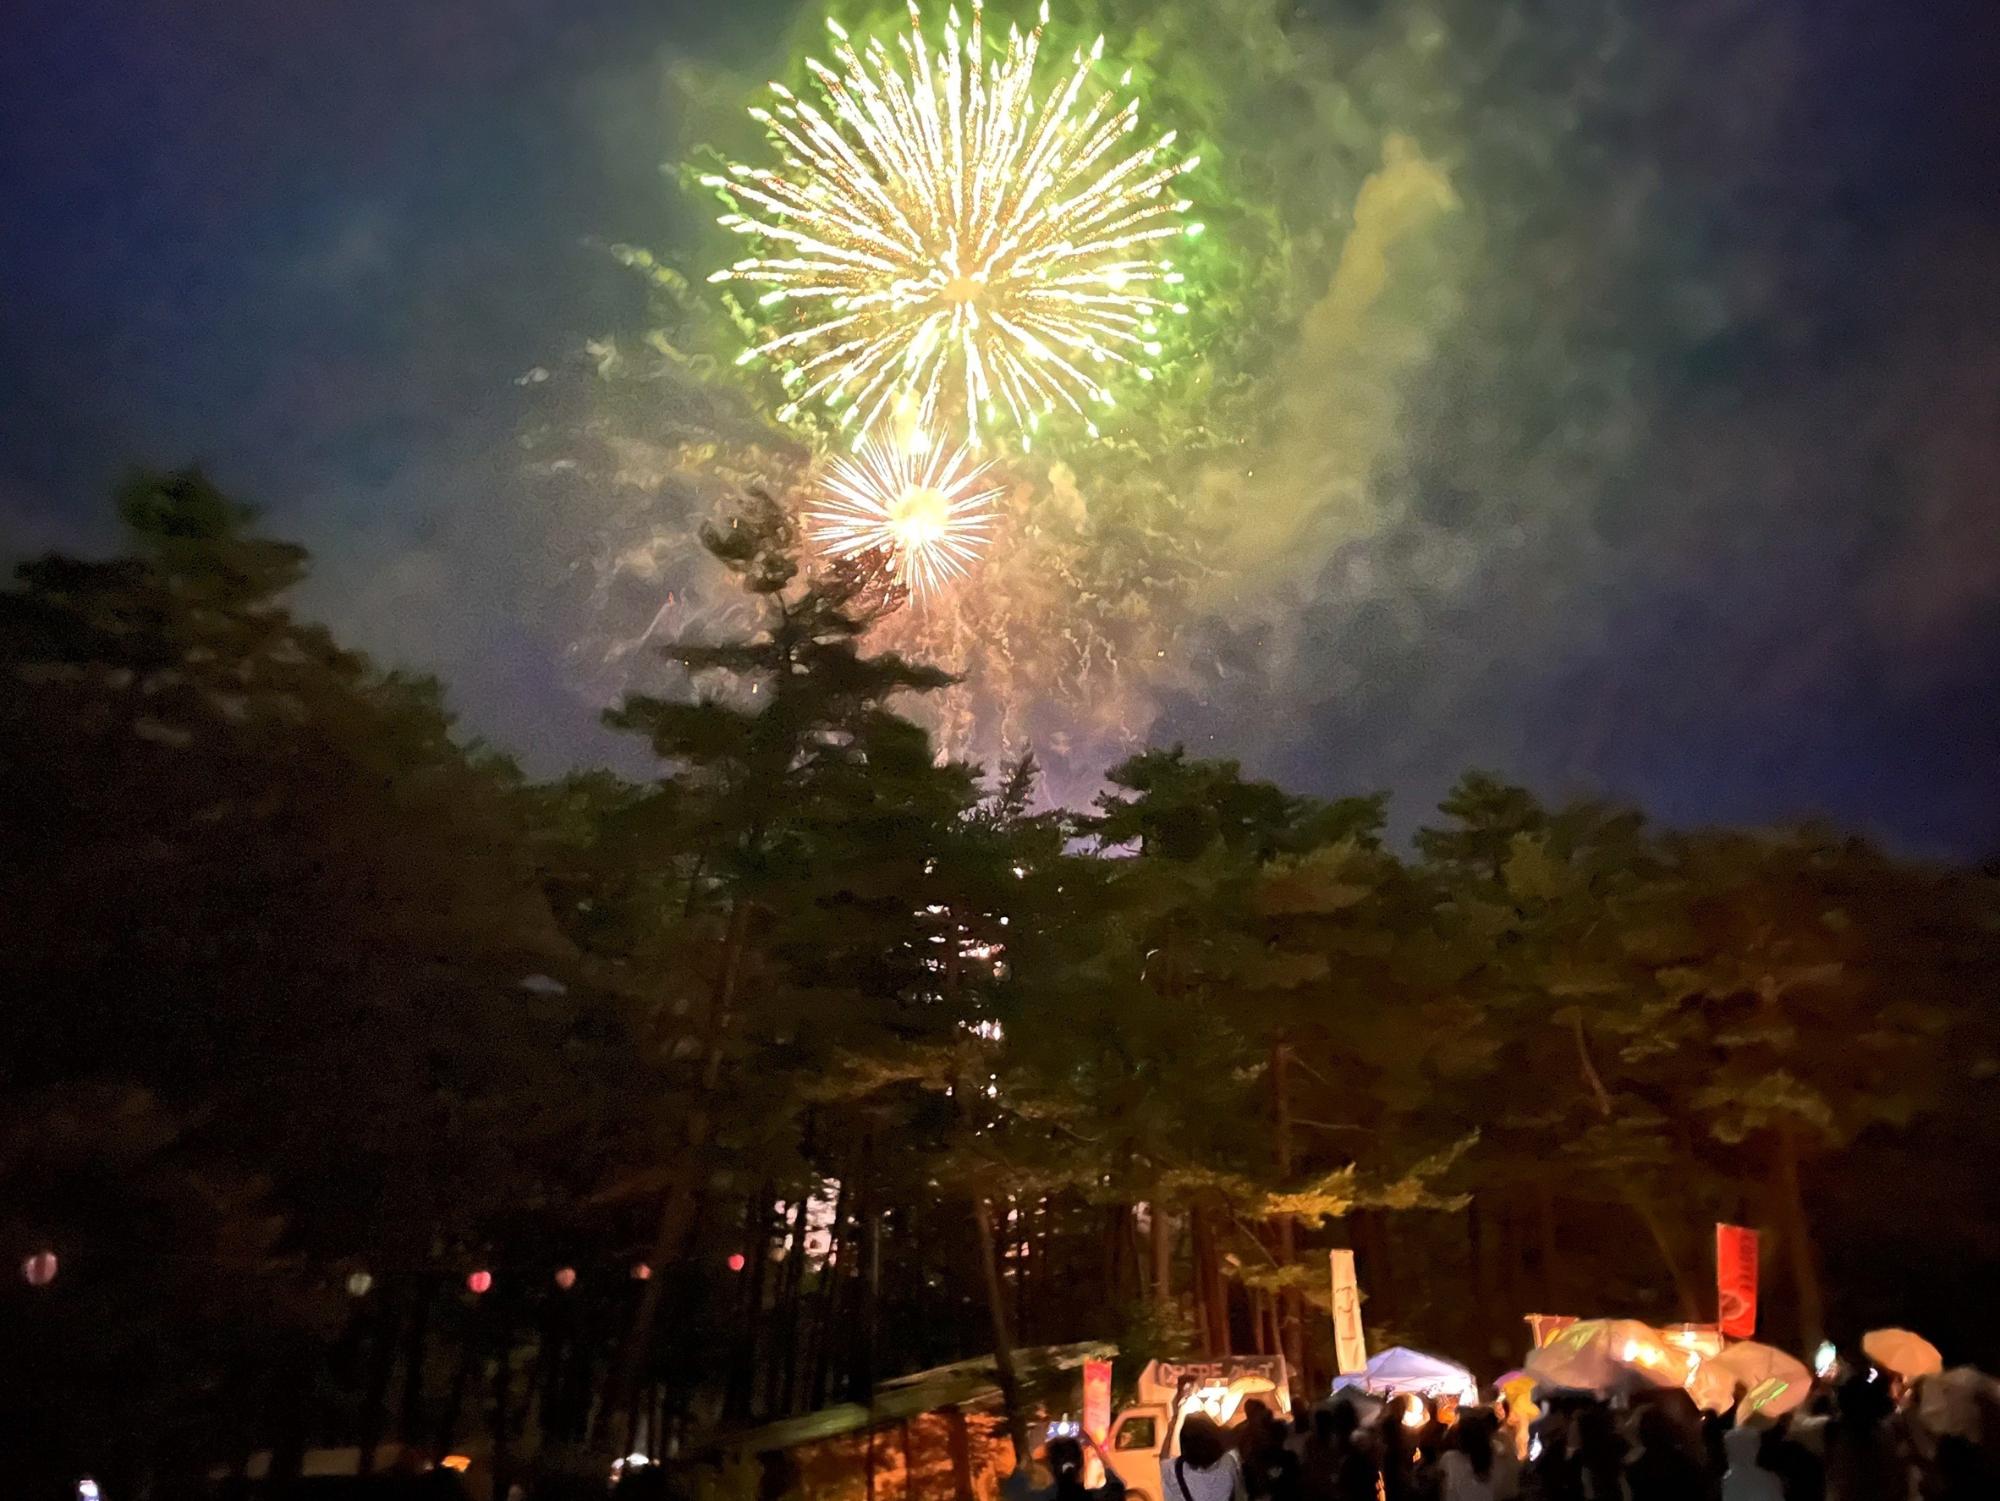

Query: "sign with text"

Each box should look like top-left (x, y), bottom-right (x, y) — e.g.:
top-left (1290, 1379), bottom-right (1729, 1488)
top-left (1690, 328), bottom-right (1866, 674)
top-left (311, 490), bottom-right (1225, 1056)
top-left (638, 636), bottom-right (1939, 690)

top-left (1717, 1223), bottom-right (1760, 1339)
top-left (1329, 1249), bottom-right (1368, 1376)
top-left (1152, 1360), bottom-right (1288, 1392)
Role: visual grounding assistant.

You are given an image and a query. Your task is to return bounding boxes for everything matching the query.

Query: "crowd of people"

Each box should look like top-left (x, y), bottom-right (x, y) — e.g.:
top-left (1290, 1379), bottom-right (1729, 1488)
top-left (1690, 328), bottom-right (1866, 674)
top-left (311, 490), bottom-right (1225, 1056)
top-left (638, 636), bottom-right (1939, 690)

top-left (1013, 1361), bottom-right (2000, 1501)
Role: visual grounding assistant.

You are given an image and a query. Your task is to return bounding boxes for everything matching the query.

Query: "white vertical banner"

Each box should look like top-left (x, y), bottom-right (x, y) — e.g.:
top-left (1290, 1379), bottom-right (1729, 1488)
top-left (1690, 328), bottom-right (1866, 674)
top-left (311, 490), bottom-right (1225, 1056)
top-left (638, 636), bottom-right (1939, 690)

top-left (1329, 1248), bottom-right (1368, 1376)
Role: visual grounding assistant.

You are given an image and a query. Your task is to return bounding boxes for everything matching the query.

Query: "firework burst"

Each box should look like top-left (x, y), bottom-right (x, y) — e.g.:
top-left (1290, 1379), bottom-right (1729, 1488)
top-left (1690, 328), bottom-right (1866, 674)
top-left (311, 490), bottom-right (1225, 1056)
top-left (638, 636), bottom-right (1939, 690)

top-left (705, 0), bottom-right (1200, 446)
top-left (807, 430), bottom-right (1006, 595)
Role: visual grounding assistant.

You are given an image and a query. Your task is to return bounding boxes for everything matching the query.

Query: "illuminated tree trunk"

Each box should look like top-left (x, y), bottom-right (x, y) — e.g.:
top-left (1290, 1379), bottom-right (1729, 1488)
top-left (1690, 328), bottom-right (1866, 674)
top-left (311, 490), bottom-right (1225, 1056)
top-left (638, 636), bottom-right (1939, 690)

top-left (1774, 1122), bottom-right (1825, 1345)
top-left (1572, 1013), bottom-right (1700, 1318)
top-left (607, 895), bottom-right (750, 1451)
top-left (726, 1183), bottom-right (775, 1421)
top-left (356, 1286), bottom-right (403, 1474)
top-left (944, 1404), bottom-right (977, 1501)
top-left (1271, 1040), bottom-right (1304, 1386)
top-left (860, 1151), bottom-right (882, 1402)
top-left (805, 1174), bottom-right (849, 1410)
top-left (974, 1196), bottom-right (1031, 1464)
top-left (1189, 1207), bottom-right (1230, 1354)
top-left (398, 1276), bottom-right (433, 1449)
top-left (1536, 1185), bottom-right (1561, 1310)
top-left (489, 1314), bottom-right (514, 1501)
top-left (771, 1177), bottom-right (814, 1414)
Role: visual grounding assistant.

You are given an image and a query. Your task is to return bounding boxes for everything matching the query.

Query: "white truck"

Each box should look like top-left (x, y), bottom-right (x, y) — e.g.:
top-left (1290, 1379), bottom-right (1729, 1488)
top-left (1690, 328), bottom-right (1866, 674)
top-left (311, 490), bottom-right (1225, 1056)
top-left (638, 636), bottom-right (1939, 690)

top-left (1098, 1357), bottom-right (1293, 1501)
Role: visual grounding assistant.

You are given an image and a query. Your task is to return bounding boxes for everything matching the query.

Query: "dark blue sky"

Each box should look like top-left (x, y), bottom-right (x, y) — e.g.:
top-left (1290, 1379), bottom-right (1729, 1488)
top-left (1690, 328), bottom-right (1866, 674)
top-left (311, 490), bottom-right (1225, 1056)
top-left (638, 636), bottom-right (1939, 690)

top-left (4, 0), bottom-right (1997, 856)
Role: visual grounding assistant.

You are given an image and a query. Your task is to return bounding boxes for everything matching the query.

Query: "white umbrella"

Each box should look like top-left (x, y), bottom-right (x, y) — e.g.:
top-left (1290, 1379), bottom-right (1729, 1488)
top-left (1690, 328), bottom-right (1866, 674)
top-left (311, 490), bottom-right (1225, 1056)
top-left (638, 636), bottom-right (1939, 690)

top-left (1524, 1319), bottom-right (1695, 1394)
top-left (1711, 1342), bottom-right (1812, 1418)
top-left (1863, 1328), bottom-right (1944, 1381)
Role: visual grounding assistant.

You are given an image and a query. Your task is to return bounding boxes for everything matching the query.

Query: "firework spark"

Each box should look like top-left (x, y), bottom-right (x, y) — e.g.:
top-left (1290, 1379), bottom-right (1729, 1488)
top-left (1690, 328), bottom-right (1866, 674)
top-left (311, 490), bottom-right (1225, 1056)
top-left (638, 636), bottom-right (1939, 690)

top-left (705, 0), bottom-right (1200, 446)
top-left (807, 431), bottom-right (1006, 595)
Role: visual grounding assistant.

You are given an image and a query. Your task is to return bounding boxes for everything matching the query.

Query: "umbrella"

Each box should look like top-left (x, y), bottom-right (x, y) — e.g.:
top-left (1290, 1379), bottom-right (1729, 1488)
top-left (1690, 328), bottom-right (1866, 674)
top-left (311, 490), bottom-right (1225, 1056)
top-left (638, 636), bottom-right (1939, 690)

top-left (1863, 1328), bottom-right (1944, 1381)
top-left (1685, 1360), bottom-right (1739, 1414)
top-left (1330, 1346), bottom-right (1479, 1403)
top-left (1524, 1319), bottom-right (1696, 1395)
top-left (1737, 1377), bottom-right (1806, 1424)
top-left (1711, 1342), bottom-right (1812, 1418)
top-left (1912, 1368), bottom-right (2000, 1444)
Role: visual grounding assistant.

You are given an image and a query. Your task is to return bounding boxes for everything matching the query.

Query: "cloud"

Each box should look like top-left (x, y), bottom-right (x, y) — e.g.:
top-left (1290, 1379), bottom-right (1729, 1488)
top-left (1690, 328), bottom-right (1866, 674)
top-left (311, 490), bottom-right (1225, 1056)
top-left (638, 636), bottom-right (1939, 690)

top-left (291, 207), bottom-right (396, 288)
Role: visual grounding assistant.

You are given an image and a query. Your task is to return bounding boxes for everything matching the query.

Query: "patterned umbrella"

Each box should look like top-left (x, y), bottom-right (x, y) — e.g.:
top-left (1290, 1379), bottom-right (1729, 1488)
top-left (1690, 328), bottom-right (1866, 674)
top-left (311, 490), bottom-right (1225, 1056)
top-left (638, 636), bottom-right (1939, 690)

top-left (1712, 1342), bottom-right (1813, 1418)
top-left (1524, 1319), bottom-right (1696, 1394)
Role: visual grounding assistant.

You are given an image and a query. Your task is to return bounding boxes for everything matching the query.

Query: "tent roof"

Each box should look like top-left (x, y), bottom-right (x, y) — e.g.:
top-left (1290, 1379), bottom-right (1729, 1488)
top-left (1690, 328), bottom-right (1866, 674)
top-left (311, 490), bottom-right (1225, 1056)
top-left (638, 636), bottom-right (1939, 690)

top-left (707, 1340), bottom-right (1117, 1456)
top-left (1333, 1346), bottom-right (1476, 1396)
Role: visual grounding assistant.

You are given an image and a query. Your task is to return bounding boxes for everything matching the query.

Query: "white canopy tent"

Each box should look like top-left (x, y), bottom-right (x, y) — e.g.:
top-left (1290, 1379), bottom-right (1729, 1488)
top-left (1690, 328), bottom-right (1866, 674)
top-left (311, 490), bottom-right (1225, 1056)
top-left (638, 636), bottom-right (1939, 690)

top-left (1330, 1346), bottom-right (1479, 1404)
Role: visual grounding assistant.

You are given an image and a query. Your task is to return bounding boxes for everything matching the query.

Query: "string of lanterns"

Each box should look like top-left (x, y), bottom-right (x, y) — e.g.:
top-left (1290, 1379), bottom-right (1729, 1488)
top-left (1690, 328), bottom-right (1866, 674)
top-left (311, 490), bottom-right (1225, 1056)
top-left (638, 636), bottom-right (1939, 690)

top-left (15, 1249), bottom-right (757, 1293)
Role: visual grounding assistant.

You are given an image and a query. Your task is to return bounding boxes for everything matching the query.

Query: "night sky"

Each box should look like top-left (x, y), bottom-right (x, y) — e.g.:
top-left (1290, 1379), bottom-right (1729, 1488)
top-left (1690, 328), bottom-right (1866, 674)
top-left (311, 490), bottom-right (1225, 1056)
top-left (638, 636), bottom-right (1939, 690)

top-left (4, 0), bottom-right (1997, 856)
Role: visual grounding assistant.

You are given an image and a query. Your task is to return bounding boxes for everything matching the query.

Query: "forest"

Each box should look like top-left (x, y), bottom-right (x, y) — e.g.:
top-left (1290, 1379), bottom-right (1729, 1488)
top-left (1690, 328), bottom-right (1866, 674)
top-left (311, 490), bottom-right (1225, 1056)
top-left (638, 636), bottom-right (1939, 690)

top-left (4, 470), bottom-right (1998, 1497)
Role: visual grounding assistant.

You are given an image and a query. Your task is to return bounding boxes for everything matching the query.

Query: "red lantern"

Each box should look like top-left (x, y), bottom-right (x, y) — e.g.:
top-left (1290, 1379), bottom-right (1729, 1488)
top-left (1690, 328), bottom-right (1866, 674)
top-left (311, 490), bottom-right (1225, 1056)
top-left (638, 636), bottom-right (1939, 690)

top-left (21, 1251), bottom-right (57, 1288)
top-left (631, 1261), bottom-right (652, 1282)
top-left (466, 1269), bottom-right (493, 1295)
top-left (554, 1266), bottom-right (577, 1290)
top-left (727, 1253), bottom-right (747, 1273)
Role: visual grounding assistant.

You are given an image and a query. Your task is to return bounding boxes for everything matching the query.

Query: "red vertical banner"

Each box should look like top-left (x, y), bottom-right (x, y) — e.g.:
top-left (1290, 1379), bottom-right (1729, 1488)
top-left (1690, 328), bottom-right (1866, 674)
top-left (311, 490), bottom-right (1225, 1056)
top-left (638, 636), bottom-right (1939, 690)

top-left (1716, 1223), bottom-right (1760, 1339)
top-left (1082, 1359), bottom-right (1113, 1442)
top-left (1082, 1358), bottom-right (1113, 1488)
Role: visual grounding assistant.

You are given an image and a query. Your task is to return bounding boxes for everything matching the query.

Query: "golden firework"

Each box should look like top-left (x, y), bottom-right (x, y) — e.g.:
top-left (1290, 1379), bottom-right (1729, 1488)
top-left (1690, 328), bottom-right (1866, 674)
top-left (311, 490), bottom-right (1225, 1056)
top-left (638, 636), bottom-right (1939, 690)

top-left (807, 429), bottom-right (1005, 595)
top-left (705, 0), bottom-right (1200, 446)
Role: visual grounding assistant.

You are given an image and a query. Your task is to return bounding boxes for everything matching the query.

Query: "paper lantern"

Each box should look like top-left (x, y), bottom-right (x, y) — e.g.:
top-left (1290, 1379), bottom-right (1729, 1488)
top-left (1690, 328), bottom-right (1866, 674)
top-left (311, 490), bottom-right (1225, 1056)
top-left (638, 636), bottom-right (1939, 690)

top-left (554, 1266), bottom-right (577, 1290)
top-left (346, 1270), bottom-right (375, 1298)
top-left (630, 1261), bottom-right (652, 1282)
top-left (727, 1253), bottom-right (746, 1273)
top-left (466, 1269), bottom-right (493, 1295)
top-left (21, 1251), bottom-right (57, 1288)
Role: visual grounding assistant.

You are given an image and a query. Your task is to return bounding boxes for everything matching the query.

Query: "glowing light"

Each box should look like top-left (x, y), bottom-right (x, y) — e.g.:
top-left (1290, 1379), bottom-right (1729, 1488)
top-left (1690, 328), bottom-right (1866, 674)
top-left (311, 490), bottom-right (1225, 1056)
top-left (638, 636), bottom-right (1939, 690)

top-left (727, 1253), bottom-right (747, 1272)
top-left (78, 1480), bottom-right (101, 1501)
top-left (22, 1251), bottom-right (58, 1287)
top-left (807, 428), bottom-right (1004, 595)
top-left (1662, 1324), bottom-right (1725, 1359)
top-left (466, 1269), bottom-right (492, 1295)
top-left (1400, 1400), bottom-right (1428, 1430)
top-left (439, 1456), bottom-right (472, 1473)
top-left (707, 0), bottom-right (1197, 441)
top-left (345, 1270), bottom-right (375, 1298)
top-left (554, 1266), bottom-right (577, 1290)
top-left (1814, 1341), bottom-right (1838, 1377)
top-left (631, 1261), bottom-right (653, 1281)
top-left (1186, 1383), bottom-right (1244, 1427)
